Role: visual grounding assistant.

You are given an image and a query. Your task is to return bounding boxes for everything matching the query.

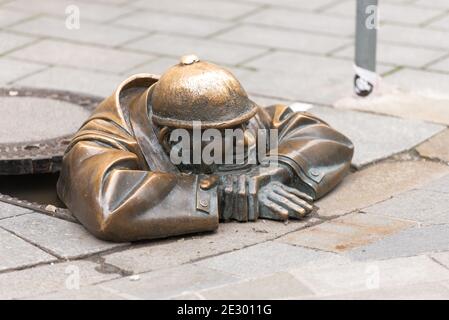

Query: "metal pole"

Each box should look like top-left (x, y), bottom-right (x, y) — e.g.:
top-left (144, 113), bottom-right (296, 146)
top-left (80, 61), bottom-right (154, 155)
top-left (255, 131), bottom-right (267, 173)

top-left (354, 0), bottom-right (378, 97)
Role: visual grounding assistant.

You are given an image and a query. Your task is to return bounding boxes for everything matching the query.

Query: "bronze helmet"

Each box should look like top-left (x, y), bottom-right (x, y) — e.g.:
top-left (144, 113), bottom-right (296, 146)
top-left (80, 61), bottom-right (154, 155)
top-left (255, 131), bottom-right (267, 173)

top-left (149, 55), bottom-right (258, 129)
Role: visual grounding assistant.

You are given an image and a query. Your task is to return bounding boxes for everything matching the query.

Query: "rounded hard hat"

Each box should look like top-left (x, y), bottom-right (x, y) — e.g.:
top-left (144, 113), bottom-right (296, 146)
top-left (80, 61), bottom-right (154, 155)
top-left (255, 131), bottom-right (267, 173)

top-left (150, 54), bottom-right (258, 129)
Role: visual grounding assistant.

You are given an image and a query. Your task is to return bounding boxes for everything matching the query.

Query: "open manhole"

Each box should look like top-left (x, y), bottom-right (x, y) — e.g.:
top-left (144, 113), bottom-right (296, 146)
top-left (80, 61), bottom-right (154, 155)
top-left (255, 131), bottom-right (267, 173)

top-left (0, 87), bottom-right (102, 222)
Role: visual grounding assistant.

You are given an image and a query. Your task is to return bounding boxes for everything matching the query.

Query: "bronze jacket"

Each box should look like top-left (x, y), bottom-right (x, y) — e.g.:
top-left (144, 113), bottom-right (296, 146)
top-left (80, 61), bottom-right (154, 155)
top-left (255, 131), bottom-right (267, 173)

top-left (57, 74), bottom-right (354, 242)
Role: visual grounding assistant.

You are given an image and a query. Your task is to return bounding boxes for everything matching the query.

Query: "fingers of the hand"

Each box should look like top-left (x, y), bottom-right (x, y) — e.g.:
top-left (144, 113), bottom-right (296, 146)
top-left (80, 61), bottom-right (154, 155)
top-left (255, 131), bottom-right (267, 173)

top-left (222, 175), bottom-right (234, 220)
top-left (260, 199), bottom-right (289, 221)
top-left (267, 193), bottom-right (306, 217)
top-left (236, 175), bottom-right (248, 221)
top-left (279, 183), bottom-right (314, 202)
top-left (272, 186), bottom-right (313, 212)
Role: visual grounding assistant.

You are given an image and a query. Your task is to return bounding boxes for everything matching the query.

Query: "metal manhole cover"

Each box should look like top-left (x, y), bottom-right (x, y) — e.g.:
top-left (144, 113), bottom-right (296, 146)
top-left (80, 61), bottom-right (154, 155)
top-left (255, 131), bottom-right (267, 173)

top-left (0, 87), bottom-right (102, 174)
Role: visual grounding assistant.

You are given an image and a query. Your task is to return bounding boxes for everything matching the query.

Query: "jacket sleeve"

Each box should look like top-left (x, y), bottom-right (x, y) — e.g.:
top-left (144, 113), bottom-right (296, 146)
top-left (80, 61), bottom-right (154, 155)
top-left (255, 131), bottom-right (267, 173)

top-left (57, 116), bottom-right (218, 242)
top-left (259, 104), bottom-right (354, 199)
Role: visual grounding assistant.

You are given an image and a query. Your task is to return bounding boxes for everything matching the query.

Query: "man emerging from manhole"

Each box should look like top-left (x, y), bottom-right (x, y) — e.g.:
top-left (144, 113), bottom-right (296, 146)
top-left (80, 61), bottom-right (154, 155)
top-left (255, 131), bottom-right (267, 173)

top-left (57, 55), bottom-right (354, 242)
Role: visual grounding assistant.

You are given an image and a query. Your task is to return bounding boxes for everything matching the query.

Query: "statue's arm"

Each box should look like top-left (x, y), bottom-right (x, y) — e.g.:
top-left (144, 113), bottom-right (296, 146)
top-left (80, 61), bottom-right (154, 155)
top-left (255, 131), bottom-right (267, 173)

top-left (260, 104), bottom-right (354, 199)
top-left (57, 121), bottom-right (218, 242)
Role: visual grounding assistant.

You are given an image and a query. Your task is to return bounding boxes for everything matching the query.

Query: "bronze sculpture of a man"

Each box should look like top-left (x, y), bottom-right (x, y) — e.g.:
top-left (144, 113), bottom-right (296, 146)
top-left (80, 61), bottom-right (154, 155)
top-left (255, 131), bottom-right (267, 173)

top-left (57, 55), bottom-right (354, 242)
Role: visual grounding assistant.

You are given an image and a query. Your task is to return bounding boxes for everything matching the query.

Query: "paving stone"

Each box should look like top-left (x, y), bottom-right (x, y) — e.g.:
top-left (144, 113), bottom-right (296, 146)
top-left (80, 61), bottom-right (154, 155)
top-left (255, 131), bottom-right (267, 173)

top-left (98, 264), bottom-right (240, 300)
top-left (428, 14), bottom-right (449, 31)
top-left (379, 3), bottom-right (442, 25)
top-left (31, 285), bottom-right (126, 300)
top-left (195, 241), bottom-right (349, 278)
top-left (417, 129), bottom-right (449, 162)
top-left (103, 219), bottom-right (314, 274)
top-left (363, 189), bottom-right (449, 225)
top-left (385, 68), bottom-right (449, 95)
top-left (310, 106), bottom-right (445, 168)
top-left (124, 34), bottom-right (266, 66)
top-left (379, 24), bottom-right (449, 50)
top-left (334, 90), bottom-right (449, 125)
top-left (421, 173), bottom-right (449, 193)
top-left (0, 8), bottom-right (34, 28)
top-left (3, 0), bottom-right (135, 22)
top-left (431, 251), bottom-right (449, 269)
top-left (0, 31), bottom-right (36, 55)
top-left (428, 56), bottom-right (449, 73)
top-left (0, 260), bottom-right (119, 299)
top-left (0, 213), bottom-right (126, 259)
top-left (15, 67), bottom-right (124, 98)
top-left (0, 96), bottom-right (91, 144)
top-left (322, 0), bottom-right (355, 19)
top-left (290, 255), bottom-right (449, 296)
top-left (333, 42), bottom-right (446, 68)
top-left (317, 282), bottom-right (449, 300)
top-left (0, 58), bottom-right (46, 84)
top-left (132, 0), bottom-right (259, 20)
top-left (316, 160), bottom-right (449, 217)
top-left (240, 51), bottom-right (393, 105)
top-left (0, 202), bottom-right (33, 220)
top-left (241, 0), bottom-right (336, 11)
top-left (242, 8), bottom-right (354, 36)
top-left (197, 272), bottom-right (314, 299)
top-left (347, 224), bottom-right (449, 260)
top-left (217, 25), bottom-right (348, 54)
top-left (0, 227), bottom-right (56, 272)
top-left (10, 16), bottom-right (145, 47)
top-left (278, 213), bottom-right (415, 253)
top-left (414, 0), bottom-right (449, 9)
top-left (115, 11), bottom-right (231, 37)
top-left (10, 40), bottom-right (150, 73)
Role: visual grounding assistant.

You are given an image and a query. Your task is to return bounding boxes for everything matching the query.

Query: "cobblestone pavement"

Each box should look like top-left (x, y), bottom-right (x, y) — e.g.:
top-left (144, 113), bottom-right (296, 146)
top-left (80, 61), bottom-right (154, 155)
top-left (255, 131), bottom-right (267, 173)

top-left (2, 0), bottom-right (449, 299)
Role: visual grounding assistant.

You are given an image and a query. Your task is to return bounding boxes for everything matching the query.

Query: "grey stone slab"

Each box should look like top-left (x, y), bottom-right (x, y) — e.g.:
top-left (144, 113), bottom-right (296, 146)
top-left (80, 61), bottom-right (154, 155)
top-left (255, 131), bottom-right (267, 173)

top-left (0, 227), bottom-right (56, 272)
top-left (239, 51), bottom-right (393, 105)
top-left (0, 58), bottom-right (47, 84)
top-left (379, 24), bottom-right (449, 50)
top-left (290, 255), bottom-right (449, 296)
top-left (195, 241), bottom-right (349, 278)
top-left (0, 8), bottom-right (34, 28)
top-left (197, 272), bottom-right (314, 300)
top-left (132, 0), bottom-right (260, 20)
top-left (334, 90), bottom-right (449, 126)
top-left (414, 0), bottom-right (449, 9)
top-left (103, 219), bottom-right (314, 274)
top-left (278, 213), bottom-right (415, 253)
top-left (241, 0), bottom-right (335, 11)
top-left (31, 285), bottom-right (126, 300)
top-left (364, 189), bottom-right (449, 225)
top-left (347, 224), bottom-right (449, 261)
top-left (0, 32), bottom-right (36, 55)
top-left (242, 8), bottom-right (354, 36)
top-left (10, 16), bottom-right (145, 47)
top-left (333, 42), bottom-right (447, 68)
top-left (432, 251), bottom-right (449, 269)
top-left (428, 14), bottom-right (449, 31)
top-left (124, 34), bottom-right (266, 66)
top-left (216, 25), bottom-right (348, 54)
top-left (322, 0), bottom-right (355, 19)
top-left (309, 106), bottom-right (445, 168)
top-left (99, 264), bottom-right (240, 300)
top-left (316, 160), bottom-right (449, 217)
top-left (115, 11), bottom-right (231, 37)
top-left (15, 67), bottom-right (124, 98)
top-left (0, 202), bottom-right (32, 220)
top-left (428, 56), bottom-right (449, 73)
top-left (0, 260), bottom-right (119, 299)
top-left (378, 3), bottom-right (442, 25)
top-left (0, 96), bottom-right (91, 144)
top-left (0, 213), bottom-right (126, 259)
top-left (317, 282), bottom-right (449, 300)
top-left (3, 0), bottom-right (135, 22)
top-left (384, 68), bottom-right (449, 94)
top-left (9, 40), bottom-right (151, 73)
top-left (421, 173), bottom-right (449, 193)
top-left (417, 127), bottom-right (449, 161)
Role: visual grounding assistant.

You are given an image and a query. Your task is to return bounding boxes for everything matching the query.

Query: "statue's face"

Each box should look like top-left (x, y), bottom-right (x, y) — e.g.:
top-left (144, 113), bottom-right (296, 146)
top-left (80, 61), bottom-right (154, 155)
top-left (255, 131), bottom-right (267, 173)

top-left (158, 123), bottom-right (258, 174)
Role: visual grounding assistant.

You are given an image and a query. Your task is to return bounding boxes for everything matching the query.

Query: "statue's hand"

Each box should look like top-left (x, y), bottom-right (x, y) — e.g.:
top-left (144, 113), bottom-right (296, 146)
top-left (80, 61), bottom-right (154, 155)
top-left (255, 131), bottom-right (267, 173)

top-left (258, 181), bottom-right (314, 221)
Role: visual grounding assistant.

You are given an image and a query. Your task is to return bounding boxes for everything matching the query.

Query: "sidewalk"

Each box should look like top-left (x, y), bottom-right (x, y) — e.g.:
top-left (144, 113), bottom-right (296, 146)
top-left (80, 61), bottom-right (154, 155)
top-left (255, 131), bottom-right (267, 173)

top-left (1, 0), bottom-right (449, 299)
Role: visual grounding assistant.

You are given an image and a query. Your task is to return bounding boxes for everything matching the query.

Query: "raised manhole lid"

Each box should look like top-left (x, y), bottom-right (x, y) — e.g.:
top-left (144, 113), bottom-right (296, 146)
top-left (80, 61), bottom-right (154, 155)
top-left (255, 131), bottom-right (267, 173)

top-left (0, 87), bottom-right (102, 175)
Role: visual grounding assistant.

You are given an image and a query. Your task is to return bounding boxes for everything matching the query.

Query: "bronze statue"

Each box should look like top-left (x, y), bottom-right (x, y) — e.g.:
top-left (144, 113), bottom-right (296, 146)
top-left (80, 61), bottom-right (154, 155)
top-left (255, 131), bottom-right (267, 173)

top-left (57, 55), bottom-right (354, 242)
